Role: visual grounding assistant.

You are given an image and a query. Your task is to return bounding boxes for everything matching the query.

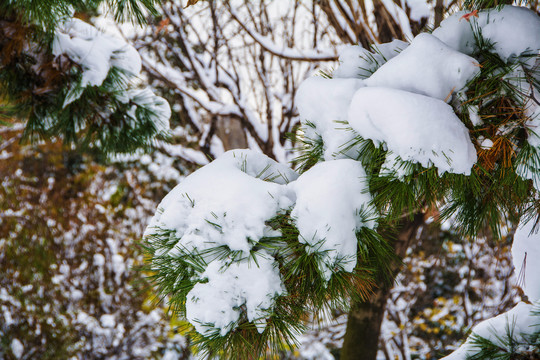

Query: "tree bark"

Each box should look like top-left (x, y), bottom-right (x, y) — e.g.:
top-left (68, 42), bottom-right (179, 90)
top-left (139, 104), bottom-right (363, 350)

top-left (340, 213), bottom-right (425, 360)
top-left (340, 280), bottom-right (392, 360)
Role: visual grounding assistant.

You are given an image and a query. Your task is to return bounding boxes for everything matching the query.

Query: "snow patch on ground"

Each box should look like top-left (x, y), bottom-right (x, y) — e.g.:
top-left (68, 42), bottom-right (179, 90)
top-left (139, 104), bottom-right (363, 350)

top-left (11, 338), bottom-right (23, 359)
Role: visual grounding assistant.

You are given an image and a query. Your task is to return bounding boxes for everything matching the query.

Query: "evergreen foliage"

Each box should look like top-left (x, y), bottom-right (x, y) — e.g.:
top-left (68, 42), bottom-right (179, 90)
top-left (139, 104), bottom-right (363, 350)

top-left (0, 0), bottom-right (168, 155)
top-left (3, 0), bottom-right (540, 358)
top-left (466, 309), bottom-right (540, 359)
top-left (142, 2), bottom-right (540, 359)
top-left (143, 192), bottom-right (396, 358)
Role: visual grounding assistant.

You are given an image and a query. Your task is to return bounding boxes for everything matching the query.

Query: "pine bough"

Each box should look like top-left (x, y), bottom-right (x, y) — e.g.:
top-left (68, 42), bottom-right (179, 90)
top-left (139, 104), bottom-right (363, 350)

top-left (0, 0), bottom-right (169, 154)
top-left (143, 5), bottom-right (540, 359)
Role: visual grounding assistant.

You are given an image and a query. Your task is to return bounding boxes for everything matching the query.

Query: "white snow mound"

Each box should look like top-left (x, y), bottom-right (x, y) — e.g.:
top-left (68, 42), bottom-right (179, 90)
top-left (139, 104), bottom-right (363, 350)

top-left (53, 18), bottom-right (142, 87)
top-left (289, 159), bottom-right (376, 279)
top-left (296, 77), bottom-right (364, 160)
top-left (333, 40), bottom-right (408, 79)
top-left (348, 87), bottom-right (477, 175)
top-left (144, 149), bottom-right (297, 254)
top-left (442, 301), bottom-right (540, 360)
top-left (433, 5), bottom-right (540, 61)
top-left (185, 255), bottom-right (284, 336)
top-left (365, 33), bottom-right (480, 101)
top-left (512, 219), bottom-right (540, 301)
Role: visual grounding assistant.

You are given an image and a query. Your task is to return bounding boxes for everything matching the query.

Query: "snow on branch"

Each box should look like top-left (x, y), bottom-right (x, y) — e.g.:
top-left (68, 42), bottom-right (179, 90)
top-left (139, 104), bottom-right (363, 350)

top-left (228, 6), bottom-right (338, 62)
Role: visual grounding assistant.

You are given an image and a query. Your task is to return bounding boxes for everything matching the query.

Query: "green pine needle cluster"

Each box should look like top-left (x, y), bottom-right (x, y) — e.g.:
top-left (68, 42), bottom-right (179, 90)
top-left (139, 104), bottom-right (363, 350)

top-left (299, 17), bottom-right (540, 239)
top-left (0, 0), bottom-right (157, 30)
top-left (0, 0), bottom-right (165, 155)
top-left (466, 308), bottom-right (540, 359)
top-left (142, 209), bottom-right (395, 359)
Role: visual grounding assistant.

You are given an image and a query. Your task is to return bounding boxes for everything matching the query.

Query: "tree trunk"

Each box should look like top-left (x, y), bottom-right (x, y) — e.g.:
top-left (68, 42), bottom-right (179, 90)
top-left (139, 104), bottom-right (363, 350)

top-left (340, 281), bottom-right (392, 360)
top-left (340, 213), bottom-right (425, 360)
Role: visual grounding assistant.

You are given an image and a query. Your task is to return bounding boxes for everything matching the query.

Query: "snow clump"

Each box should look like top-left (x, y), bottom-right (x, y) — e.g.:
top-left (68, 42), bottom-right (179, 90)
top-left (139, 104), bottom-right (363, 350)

top-left (433, 5), bottom-right (540, 61)
top-left (53, 18), bottom-right (171, 130)
top-left (53, 18), bottom-right (141, 87)
top-left (511, 219), bottom-right (540, 301)
top-left (145, 150), bottom-right (381, 336)
top-left (364, 33), bottom-right (480, 101)
top-left (333, 39), bottom-right (408, 79)
top-left (145, 150), bottom-right (296, 335)
top-left (290, 159), bottom-right (376, 279)
top-left (297, 19), bottom-right (480, 176)
top-left (441, 215), bottom-right (540, 360)
top-left (348, 87), bottom-right (477, 175)
top-left (442, 301), bottom-right (540, 360)
top-left (186, 255), bottom-right (285, 336)
top-left (145, 149), bottom-right (297, 254)
top-left (295, 77), bottom-right (364, 160)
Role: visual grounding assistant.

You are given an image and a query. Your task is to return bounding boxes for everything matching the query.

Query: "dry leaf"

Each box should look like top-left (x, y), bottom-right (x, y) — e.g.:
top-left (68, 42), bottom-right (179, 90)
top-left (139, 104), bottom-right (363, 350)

top-left (185, 0), bottom-right (200, 8)
top-left (156, 18), bottom-right (170, 34)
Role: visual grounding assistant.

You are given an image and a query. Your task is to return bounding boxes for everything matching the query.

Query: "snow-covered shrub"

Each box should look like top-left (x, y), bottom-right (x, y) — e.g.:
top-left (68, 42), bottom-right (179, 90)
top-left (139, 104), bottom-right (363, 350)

top-left (0, 6), bottom-right (169, 155)
top-left (291, 221), bottom-right (519, 359)
top-left (143, 149), bottom-right (391, 357)
top-left (143, 4), bottom-right (540, 359)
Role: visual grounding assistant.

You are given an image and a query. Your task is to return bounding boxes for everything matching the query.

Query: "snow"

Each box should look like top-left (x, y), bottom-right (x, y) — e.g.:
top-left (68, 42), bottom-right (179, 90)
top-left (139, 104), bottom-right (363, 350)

top-left (347, 87), bottom-right (477, 175)
top-left (333, 40), bottom-right (408, 79)
top-left (523, 87), bottom-right (540, 148)
top-left (477, 136), bottom-right (493, 150)
top-left (332, 46), bottom-right (376, 79)
top-left (512, 219), bottom-right (540, 301)
top-left (290, 159), bottom-right (376, 280)
top-left (53, 18), bottom-right (141, 88)
top-left (11, 338), bottom-right (23, 359)
top-left (297, 31), bottom-right (481, 176)
top-left (52, 18), bottom-right (171, 133)
top-left (433, 6), bottom-right (540, 62)
top-left (468, 105), bottom-right (482, 126)
top-left (144, 149), bottom-right (297, 254)
top-left (295, 77), bottom-right (364, 160)
top-left (441, 301), bottom-right (540, 360)
top-left (441, 217), bottom-right (540, 360)
top-left (375, 40), bottom-right (410, 61)
top-left (185, 254), bottom-right (284, 336)
top-left (404, 0), bottom-right (431, 22)
top-left (228, 6), bottom-right (338, 61)
top-left (298, 340), bottom-right (334, 360)
top-left (365, 33), bottom-right (480, 101)
top-left (93, 253), bottom-right (106, 267)
top-left (128, 88), bottom-right (171, 132)
top-left (100, 314), bottom-right (116, 328)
